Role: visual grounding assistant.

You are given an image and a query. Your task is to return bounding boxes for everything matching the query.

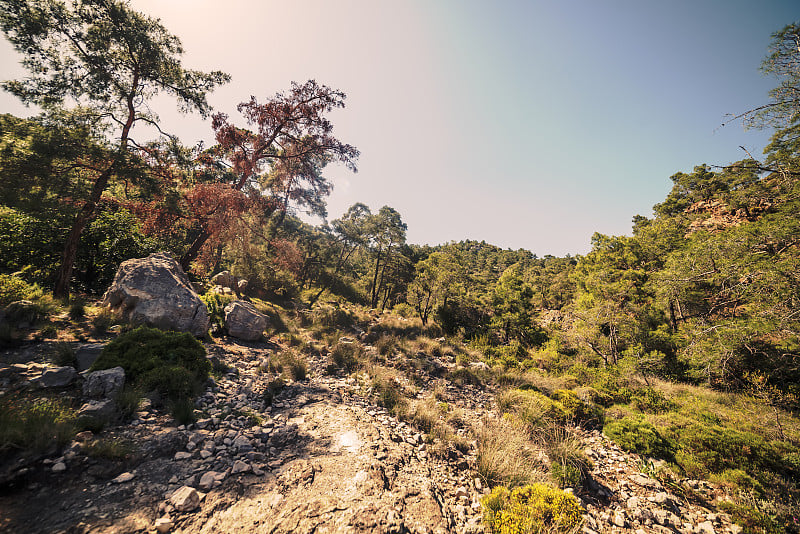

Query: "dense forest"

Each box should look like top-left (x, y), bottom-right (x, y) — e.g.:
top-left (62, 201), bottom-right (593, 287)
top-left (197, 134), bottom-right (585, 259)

top-left (0, 2), bottom-right (799, 533)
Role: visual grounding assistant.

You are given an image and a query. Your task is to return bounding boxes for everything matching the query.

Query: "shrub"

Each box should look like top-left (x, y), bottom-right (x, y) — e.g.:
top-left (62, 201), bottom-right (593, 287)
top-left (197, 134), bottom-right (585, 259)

top-left (718, 501), bottom-right (782, 534)
top-left (91, 307), bottom-right (120, 335)
top-left (629, 387), bottom-right (678, 414)
top-left (85, 437), bottom-right (136, 460)
top-left (477, 416), bottom-right (547, 489)
top-left (68, 299), bottom-right (86, 320)
top-left (277, 350), bottom-right (308, 381)
top-left (550, 389), bottom-right (604, 427)
top-left (91, 326), bottom-right (210, 405)
top-left (199, 291), bottom-right (234, 333)
top-left (604, 416), bottom-right (674, 460)
top-left (52, 342), bottom-right (76, 366)
top-left (0, 274), bottom-right (30, 307)
top-left (670, 423), bottom-right (782, 480)
top-left (481, 484), bottom-right (584, 533)
top-left (330, 341), bottom-right (363, 372)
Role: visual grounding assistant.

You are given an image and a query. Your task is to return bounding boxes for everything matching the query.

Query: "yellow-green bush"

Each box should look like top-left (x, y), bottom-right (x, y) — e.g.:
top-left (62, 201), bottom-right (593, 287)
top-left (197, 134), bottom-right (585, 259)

top-left (0, 274), bottom-right (30, 307)
top-left (481, 484), bottom-right (584, 533)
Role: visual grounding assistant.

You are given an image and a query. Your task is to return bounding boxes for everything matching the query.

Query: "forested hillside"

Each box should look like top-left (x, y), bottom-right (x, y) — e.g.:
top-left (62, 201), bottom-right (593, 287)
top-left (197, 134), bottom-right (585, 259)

top-left (0, 2), bottom-right (799, 533)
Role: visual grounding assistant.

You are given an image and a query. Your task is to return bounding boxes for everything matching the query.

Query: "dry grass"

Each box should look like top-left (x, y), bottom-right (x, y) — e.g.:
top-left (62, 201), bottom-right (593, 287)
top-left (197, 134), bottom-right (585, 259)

top-left (477, 415), bottom-right (548, 489)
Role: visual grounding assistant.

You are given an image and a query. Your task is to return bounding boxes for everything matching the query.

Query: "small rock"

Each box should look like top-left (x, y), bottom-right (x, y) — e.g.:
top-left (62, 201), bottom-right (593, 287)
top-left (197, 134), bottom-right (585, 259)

top-left (174, 452), bottom-right (192, 460)
top-left (198, 471), bottom-right (218, 491)
top-left (154, 515), bottom-right (174, 533)
top-left (231, 460), bottom-right (250, 474)
top-left (111, 472), bottom-right (135, 484)
top-left (52, 462), bottom-right (67, 473)
top-left (694, 522), bottom-right (715, 534)
top-left (170, 486), bottom-right (200, 512)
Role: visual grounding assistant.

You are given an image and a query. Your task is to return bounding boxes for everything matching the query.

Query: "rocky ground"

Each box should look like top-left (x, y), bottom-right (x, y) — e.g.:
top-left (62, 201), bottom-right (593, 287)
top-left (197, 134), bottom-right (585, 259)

top-left (0, 334), bottom-right (748, 534)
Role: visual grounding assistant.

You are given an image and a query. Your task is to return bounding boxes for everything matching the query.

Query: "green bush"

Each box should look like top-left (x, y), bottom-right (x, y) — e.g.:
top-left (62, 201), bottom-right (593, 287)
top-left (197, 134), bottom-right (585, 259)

top-left (629, 387), bottom-right (678, 414)
top-left (199, 291), bottom-right (234, 333)
top-left (604, 415), bottom-right (674, 459)
top-left (0, 274), bottom-right (30, 307)
top-left (669, 423), bottom-right (782, 481)
top-left (481, 484), bottom-right (584, 533)
top-left (91, 326), bottom-right (210, 405)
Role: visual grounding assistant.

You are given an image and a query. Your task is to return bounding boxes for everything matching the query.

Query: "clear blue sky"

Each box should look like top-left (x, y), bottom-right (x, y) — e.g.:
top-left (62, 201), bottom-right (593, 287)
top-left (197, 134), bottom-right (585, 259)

top-left (0, 1), bottom-right (797, 256)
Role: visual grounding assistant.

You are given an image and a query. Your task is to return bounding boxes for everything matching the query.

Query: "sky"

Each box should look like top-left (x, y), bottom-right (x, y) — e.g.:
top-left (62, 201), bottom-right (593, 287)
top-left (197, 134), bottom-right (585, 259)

top-left (0, 0), bottom-right (797, 256)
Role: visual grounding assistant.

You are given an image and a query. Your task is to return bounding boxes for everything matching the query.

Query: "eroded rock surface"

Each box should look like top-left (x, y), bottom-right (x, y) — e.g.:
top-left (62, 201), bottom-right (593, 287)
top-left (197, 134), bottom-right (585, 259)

top-left (103, 252), bottom-right (209, 336)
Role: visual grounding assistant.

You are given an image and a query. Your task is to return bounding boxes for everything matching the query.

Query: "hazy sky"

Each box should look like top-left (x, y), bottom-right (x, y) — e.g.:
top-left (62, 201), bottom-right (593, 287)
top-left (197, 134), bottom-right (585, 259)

top-left (0, 1), bottom-right (797, 256)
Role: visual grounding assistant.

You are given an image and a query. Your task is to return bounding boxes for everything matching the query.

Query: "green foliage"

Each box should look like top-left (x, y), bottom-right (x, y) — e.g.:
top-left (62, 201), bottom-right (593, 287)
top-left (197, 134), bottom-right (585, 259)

top-left (0, 395), bottom-right (76, 454)
top-left (0, 274), bottom-right (30, 307)
top-left (498, 388), bottom-right (603, 428)
top-left (91, 307), bottom-right (121, 335)
top-left (91, 326), bottom-right (210, 405)
top-left (603, 416), bottom-right (674, 459)
top-left (85, 438), bottom-right (136, 461)
top-left (718, 501), bottom-right (783, 534)
top-left (200, 291), bottom-right (235, 333)
top-left (481, 484), bottom-right (584, 533)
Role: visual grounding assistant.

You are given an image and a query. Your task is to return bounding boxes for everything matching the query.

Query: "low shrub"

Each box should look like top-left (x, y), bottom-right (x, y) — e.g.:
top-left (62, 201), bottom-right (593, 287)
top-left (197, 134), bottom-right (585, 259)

top-left (199, 291), bottom-right (234, 333)
top-left (481, 484), bottom-right (584, 533)
top-left (0, 274), bottom-right (30, 307)
top-left (91, 307), bottom-right (121, 335)
top-left (52, 342), bottom-right (76, 366)
top-left (91, 326), bottom-right (210, 406)
top-left (603, 415), bottom-right (674, 460)
top-left (330, 341), bottom-right (363, 372)
top-left (629, 387), bottom-right (678, 414)
top-left (277, 350), bottom-right (308, 381)
top-left (477, 415), bottom-right (547, 489)
top-left (68, 299), bottom-right (86, 320)
top-left (85, 437), bottom-right (136, 460)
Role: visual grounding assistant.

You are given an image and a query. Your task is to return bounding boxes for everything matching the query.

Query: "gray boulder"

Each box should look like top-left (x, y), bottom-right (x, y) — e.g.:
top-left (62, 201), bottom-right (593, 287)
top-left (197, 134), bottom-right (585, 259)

top-left (224, 301), bottom-right (267, 341)
top-left (102, 252), bottom-right (209, 336)
top-left (77, 399), bottom-right (117, 427)
top-left (39, 366), bottom-right (78, 388)
top-left (76, 343), bottom-right (105, 372)
top-left (83, 366), bottom-right (125, 399)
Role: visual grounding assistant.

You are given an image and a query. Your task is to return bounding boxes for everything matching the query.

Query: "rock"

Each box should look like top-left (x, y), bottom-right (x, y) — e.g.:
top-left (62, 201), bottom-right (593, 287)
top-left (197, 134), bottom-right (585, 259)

top-left (102, 252), bottom-right (209, 336)
top-left (77, 399), bottom-right (117, 427)
top-left (154, 516), bottom-right (174, 533)
top-left (612, 511), bottom-right (626, 528)
top-left (198, 471), bottom-right (218, 491)
top-left (52, 462), bottom-right (67, 473)
top-left (694, 522), bottom-right (716, 534)
top-left (224, 301), bottom-right (267, 341)
top-left (111, 472), bottom-right (135, 484)
top-left (210, 271), bottom-right (236, 289)
top-left (39, 366), bottom-right (77, 387)
top-left (231, 460), bottom-right (250, 474)
top-left (76, 343), bottom-right (105, 372)
top-left (83, 366), bottom-right (125, 399)
top-left (170, 485), bottom-right (200, 512)
top-left (174, 452), bottom-right (193, 460)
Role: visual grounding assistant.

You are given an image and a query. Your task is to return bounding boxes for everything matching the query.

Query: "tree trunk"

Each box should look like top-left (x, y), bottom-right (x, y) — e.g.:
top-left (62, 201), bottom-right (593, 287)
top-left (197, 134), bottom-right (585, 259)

top-left (53, 81), bottom-right (138, 299)
top-left (53, 164), bottom-right (117, 298)
top-left (180, 226), bottom-right (211, 272)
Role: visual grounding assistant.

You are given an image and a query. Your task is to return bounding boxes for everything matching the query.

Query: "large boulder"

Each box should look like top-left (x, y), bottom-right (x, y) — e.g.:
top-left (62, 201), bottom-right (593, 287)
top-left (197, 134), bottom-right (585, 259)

top-left (103, 253), bottom-right (209, 337)
top-left (224, 301), bottom-right (267, 341)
